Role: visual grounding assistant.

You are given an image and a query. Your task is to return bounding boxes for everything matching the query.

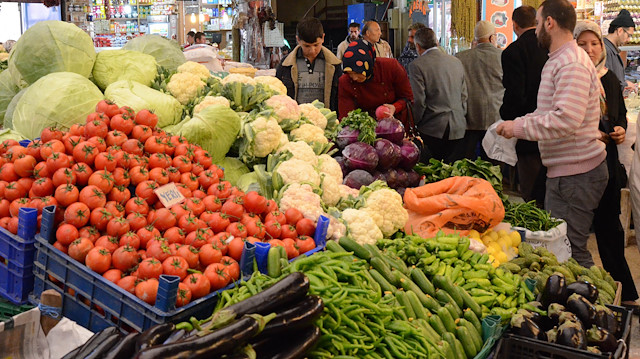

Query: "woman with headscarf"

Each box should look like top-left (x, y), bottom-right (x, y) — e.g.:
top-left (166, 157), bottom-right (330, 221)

top-left (574, 21), bottom-right (640, 311)
top-left (338, 39), bottom-right (413, 121)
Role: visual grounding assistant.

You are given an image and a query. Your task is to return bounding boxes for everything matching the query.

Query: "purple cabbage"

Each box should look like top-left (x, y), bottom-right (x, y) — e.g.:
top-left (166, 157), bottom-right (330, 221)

top-left (343, 170), bottom-right (374, 189)
top-left (384, 169), bottom-right (399, 189)
top-left (343, 142), bottom-right (379, 173)
top-left (399, 139), bottom-right (420, 170)
top-left (336, 126), bottom-right (360, 150)
top-left (375, 118), bottom-right (405, 145)
top-left (372, 171), bottom-right (387, 182)
top-left (334, 156), bottom-right (348, 177)
top-left (406, 170), bottom-right (421, 188)
top-left (396, 169), bottom-right (409, 188)
top-left (374, 139), bottom-right (402, 171)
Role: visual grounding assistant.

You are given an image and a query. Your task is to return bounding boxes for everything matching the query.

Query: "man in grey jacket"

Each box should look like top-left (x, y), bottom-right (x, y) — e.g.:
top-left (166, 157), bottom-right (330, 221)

top-left (409, 27), bottom-right (467, 163)
top-left (455, 21), bottom-right (503, 160)
top-left (604, 9), bottom-right (635, 90)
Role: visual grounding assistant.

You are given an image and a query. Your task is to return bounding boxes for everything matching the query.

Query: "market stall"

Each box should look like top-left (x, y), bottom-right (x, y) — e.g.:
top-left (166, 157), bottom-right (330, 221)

top-left (0, 19), bottom-right (635, 359)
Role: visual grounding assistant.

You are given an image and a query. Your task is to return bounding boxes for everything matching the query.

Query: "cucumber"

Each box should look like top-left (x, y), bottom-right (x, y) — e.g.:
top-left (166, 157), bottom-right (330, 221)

top-left (435, 290), bottom-right (462, 318)
top-left (433, 275), bottom-right (464, 308)
top-left (395, 271), bottom-right (432, 309)
top-left (338, 237), bottom-right (371, 260)
top-left (415, 318), bottom-right (442, 343)
top-left (464, 308), bottom-right (483, 335)
top-left (444, 302), bottom-right (460, 321)
top-left (437, 306), bottom-right (456, 333)
top-left (456, 325), bottom-right (478, 358)
top-left (325, 240), bottom-right (346, 253)
top-left (382, 252), bottom-right (410, 275)
top-left (406, 290), bottom-right (428, 320)
top-left (438, 340), bottom-right (455, 359)
top-left (369, 269), bottom-right (396, 294)
top-left (456, 285), bottom-right (483, 318)
top-left (458, 318), bottom-right (483, 353)
top-left (410, 268), bottom-right (436, 296)
top-left (363, 243), bottom-right (383, 259)
top-left (428, 312), bottom-right (447, 336)
top-left (443, 332), bottom-right (466, 359)
top-left (267, 247), bottom-right (282, 277)
top-left (370, 257), bottom-right (398, 286)
top-left (395, 291), bottom-right (415, 319)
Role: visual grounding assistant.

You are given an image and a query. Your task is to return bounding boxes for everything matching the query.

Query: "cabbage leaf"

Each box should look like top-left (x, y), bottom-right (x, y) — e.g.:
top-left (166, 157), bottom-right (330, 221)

top-left (123, 35), bottom-right (186, 72)
top-left (217, 157), bottom-right (249, 186)
top-left (92, 49), bottom-right (158, 90)
top-left (105, 80), bottom-right (183, 128)
top-left (0, 71), bottom-right (18, 122)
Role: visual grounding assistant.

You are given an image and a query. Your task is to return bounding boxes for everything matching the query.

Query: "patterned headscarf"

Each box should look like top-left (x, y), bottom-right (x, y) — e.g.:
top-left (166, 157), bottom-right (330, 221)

top-left (342, 39), bottom-right (376, 81)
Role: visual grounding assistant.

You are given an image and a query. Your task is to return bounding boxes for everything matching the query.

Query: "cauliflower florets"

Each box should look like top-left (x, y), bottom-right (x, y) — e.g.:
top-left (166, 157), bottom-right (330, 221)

top-left (317, 154), bottom-right (343, 183)
top-left (299, 103), bottom-right (328, 130)
top-left (193, 96), bottom-right (230, 114)
top-left (166, 72), bottom-right (206, 105)
top-left (341, 209), bottom-right (383, 245)
top-left (339, 185), bottom-right (360, 198)
top-left (255, 76), bottom-right (287, 95)
top-left (327, 215), bottom-right (347, 240)
top-left (277, 141), bottom-right (318, 166)
top-left (321, 176), bottom-right (342, 207)
top-left (361, 188), bottom-right (408, 237)
top-left (265, 95), bottom-right (300, 123)
top-left (177, 61), bottom-right (211, 80)
top-left (290, 124), bottom-right (329, 145)
top-left (220, 73), bottom-right (256, 86)
top-left (245, 115), bottom-right (284, 158)
top-left (276, 159), bottom-right (321, 186)
top-left (279, 183), bottom-right (324, 222)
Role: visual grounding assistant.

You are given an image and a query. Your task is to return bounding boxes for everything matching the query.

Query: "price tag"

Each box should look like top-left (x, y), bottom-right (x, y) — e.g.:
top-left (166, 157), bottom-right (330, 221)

top-left (154, 183), bottom-right (186, 208)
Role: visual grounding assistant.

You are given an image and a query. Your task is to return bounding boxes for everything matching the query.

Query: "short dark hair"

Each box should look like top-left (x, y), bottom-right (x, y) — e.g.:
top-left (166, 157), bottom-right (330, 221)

top-left (195, 32), bottom-right (206, 41)
top-left (362, 20), bottom-right (379, 37)
top-left (349, 22), bottom-right (360, 29)
top-left (408, 23), bottom-right (427, 32)
top-left (414, 27), bottom-right (438, 50)
top-left (187, 31), bottom-right (195, 37)
top-left (297, 18), bottom-right (324, 43)
top-left (512, 6), bottom-right (537, 28)
top-left (539, 0), bottom-right (577, 32)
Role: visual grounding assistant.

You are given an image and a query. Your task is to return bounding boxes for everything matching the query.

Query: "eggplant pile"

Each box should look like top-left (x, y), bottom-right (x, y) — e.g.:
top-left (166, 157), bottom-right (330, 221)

top-left (63, 273), bottom-right (324, 359)
top-left (510, 273), bottom-right (623, 354)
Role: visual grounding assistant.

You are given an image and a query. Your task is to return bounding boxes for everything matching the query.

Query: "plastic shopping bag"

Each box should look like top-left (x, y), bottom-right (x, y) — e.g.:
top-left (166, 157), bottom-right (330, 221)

top-left (482, 120), bottom-right (518, 166)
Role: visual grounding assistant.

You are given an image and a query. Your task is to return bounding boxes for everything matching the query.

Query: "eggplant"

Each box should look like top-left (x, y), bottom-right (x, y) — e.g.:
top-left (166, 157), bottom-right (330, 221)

top-left (587, 346), bottom-right (602, 354)
top-left (523, 301), bottom-right (547, 316)
top-left (587, 325), bottom-right (618, 352)
top-left (83, 333), bottom-right (122, 359)
top-left (162, 329), bottom-right (186, 345)
top-left (258, 295), bottom-right (324, 337)
top-left (511, 313), bottom-right (546, 340)
top-left (546, 327), bottom-right (558, 343)
top-left (594, 305), bottom-right (619, 336)
top-left (102, 332), bottom-right (139, 359)
top-left (516, 309), bottom-right (542, 326)
top-left (566, 293), bottom-right (596, 327)
top-left (540, 273), bottom-right (568, 307)
top-left (136, 315), bottom-right (261, 359)
top-left (558, 311), bottom-right (583, 329)
top-left (556, 320), bottom-right (587, 349)
top-left (73, 326), bottom-right (119, 359)
top-left (200, 273), bottom-right (309, 331)
top-left (567, 281), bottom-right (599, 304)
top-left (252, 325), bottom-right (321, 359)
top-left (136, 323), bottom-right (175, 351)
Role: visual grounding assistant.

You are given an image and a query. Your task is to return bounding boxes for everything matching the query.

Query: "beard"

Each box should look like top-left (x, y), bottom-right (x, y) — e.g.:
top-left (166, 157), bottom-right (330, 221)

top-left (537, 25), bottom-right (551, 49)
top-left (408, 42), bottom-right (416, 50)
top-left (349, 34), bottom-right (358, 40)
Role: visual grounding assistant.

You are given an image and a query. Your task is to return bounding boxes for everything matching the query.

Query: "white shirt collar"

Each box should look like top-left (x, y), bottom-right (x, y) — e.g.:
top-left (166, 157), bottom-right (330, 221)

top-left (420, 46), bottom-right (439, 56)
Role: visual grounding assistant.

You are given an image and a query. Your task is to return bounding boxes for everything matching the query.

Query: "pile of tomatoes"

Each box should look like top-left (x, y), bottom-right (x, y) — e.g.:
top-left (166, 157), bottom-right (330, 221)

top-left (0, 100), bottom-right (316, 308)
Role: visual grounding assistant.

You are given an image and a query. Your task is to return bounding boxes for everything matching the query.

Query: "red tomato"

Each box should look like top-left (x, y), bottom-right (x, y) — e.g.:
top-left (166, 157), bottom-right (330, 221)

top-left (135, 181), bottom-right (158, 205)
top-left (198, 170), bottom-right (219, 190)
top-left (79, 185), bottom-right (107, 210)
top-left (134, 109), bottom-right (158, 128)
top-left (110, 115), bottom-right (135, 135)
top-left (125, 197), bottom-right (149, 215)
top-left (0, 199), bottom-right (10, 218)
top-left (64, 202), bottom-right (90, 228)
top-left (56, 223), bottom-right (79, 246)
top-left (207, 181), bottom-right (233, 199)
top-left (226, 237), bottom-right (245, 262)
top-left (73, 142), bottom-right (99, 166)
top-left (108, 185), bottom-right (131, 204)
top-left (94, 236), bottom-right (120, 253)
top-left (281, 225), bottom-right (298, 239)
top-left (170, 203), bottom-right (192, 221)
top-left (148, 167), bottom-right (169, 186)
top-left (113, 167), bottom-right (131, 187)
top-left (87, 112), bottom-right (110, 126)
top-left (184, 229), bottom-right (209, 249)
top-left (202, 196), bottom-right (221, 212)
top-left (71, 163), bottom-right (93, 186)
top-left (264, 199), bottom-right (278, 214)
top-left (178, 214), bottom-right (200, 234)
top-left (102, 269), bottom-right (123, 284)
top-left (144, 136), bottom-right (165, 154)
top-left (4, 182), bottom-right (23, 202)
top-left (94, 152), bottom-right (117, 172)
top-left (153, 208), bottom-right (176, 231)
top-left (68, 238), bottom-right (94, 263)
top-left (207, 212), bottom-right (231, 233)
top-left (164, 227), bottom-right (185, 245)
top-left (282, 238), bottom-right (300, 259)
top-left (176, 245), bottom-right (199, 269)
top-left (13, 155), bottom-right (36, 178)
top-left (7, 217), bottom-right (18, 234)
top-left (264, 221), bottom-right (282, 239)
top-left (131, 125), bottom-right (153, 143)
top-left (87, 136), bottom-right (107, 153)
top-left (184, 198), bottom-right (205, 216)
top-left (296, 218), bottom-right (316, 237)
top-left (296, 236), bottom-right (316, 254)
top-left (138, 258), bottom-right (163, 280)
top-left (172, 155), bottom-right (192, 173)
top-left (199, 243), bottom-right (223, 267)
top-left (52, 168), bottom-right (77, 187)
top-left (135, 278), bottom-right (159, 304)
top-left (243, 191), bottom-right (267, 214)
top-left (78, 226), bottom-right (100, 243)
top-left (129, 166), bottom-right (149, 185)
top-left (69, 124), bottom-right (85, 137)
top-left (204, 263), bottom-right (230, 291)
top-left (176, 282), bottom-right (192, 307)
top-left (268, 239), bottom-right (285, 249)
top-left (265, 211), bottom-right (287, 225)
top-left (245, 220), bottom-right (266, 239)
top-left (96, 100), bottom-right (120, 117)
top-left (122, 138), bottom-right (144, 156)
top-left (116, 275), bottom-right (138, 294)
top-left (221, 199), bottom-right (244, 222)
top-left (182, 273), bottom-right (210, 299)
top-left (40, 127), bottom-right (64, 143)
top-left (226, 222), bottom-right (248, 239)
top-left (39, 140), bottom-right (65, 160)
top-left (30, 177), bottom-right (53, 198)
top-left (145, 241), bottom-right (172, 263)
top-left (137, 225), bottom-right (160, 249)
top-left (85, 246), bottom-right (112, 274)
top-left (112, 245), bottom-right (139, 272)
top-left (85, 120), bottom-right (109, 139)
top-left (284, 208), bottom-right (304, 226)
top-left (162, 256), bottom-right (189, 280)
top-left (220, 256), bottom-right (240, 281)
top-left (126, 212), bottom-right (147, 231)
top-left (119, 231), bottom-right (141, 250)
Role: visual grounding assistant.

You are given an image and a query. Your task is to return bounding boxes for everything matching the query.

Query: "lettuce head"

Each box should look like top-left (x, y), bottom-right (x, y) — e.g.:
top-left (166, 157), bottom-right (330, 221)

top-left (0, 70), bottom-right (19, 122)
top-left (12, 72), bottom-right (103, 139)
top-left (123, 35), bottom-right (186, 72)
top-left (217, 157), bottom-right (249, 186)
top-left (105, 80), bottom-right (183, 128)
top-left (8, 21), bottom-right (96, 87)
top-left (3, 88), bottom-right (26, 130)
top-left (92, 49), bottom-right (158, 90)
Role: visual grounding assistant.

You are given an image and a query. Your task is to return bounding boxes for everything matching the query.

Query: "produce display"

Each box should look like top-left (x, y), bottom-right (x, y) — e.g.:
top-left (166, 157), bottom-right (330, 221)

top-left (468, 228), bottom-right (521, 266)
top-left (504, 201), bottom-right (563, 232)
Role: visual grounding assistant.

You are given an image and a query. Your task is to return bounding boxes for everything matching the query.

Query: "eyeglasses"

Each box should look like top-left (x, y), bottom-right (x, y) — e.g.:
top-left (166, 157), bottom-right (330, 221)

top-left (623, 28), bottom-right (634, 37)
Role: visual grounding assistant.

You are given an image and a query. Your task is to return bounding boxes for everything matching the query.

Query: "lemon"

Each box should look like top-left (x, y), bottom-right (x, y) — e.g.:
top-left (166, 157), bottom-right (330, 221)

top-left (489, 231), bottom-right (499, 240)
top-left (487, 246), bottom-right (496, 254)
top-left (482, 235), bottom-right (493, 244)
top-left (510, 231), bottom-right (522, 247)
top-left (468, 230), bottom-right (480, 239)
top-left (495, 251), bottom-right (508, 263)
top-left (497, 229), bottom-right (509, 238)
top-left (497, 237), bottom-right (510, 249)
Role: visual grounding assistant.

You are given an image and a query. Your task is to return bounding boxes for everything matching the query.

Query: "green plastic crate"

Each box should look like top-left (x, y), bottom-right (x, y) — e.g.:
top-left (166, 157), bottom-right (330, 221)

top-left (0, 298), bottom-right (33, 322)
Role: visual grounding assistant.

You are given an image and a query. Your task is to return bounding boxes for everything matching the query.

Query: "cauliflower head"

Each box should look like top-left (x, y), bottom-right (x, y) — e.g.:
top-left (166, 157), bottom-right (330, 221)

top-left (276, 159), bottom-right (321, 186)
top-left (255, 76), bottom-right (287, 95)
top-left (178, 61), bottom-right (211, 80)
top-left (317, 154), bottom-right (343, 183)
top-left (361, 188), bottom-right (408, 237)
top-left (299, 103), bottom-right (328, 130)
top-left (339, 185), bottom-right (360, 198)
top-left (279, 183), bottom-right (324, 222)
top-left (278, 132), bottom-right (290, 149)
top-left (327, 215), bottom-right (347, 241)
top-left (341, 209), bottom-right (383, 245)
top-left (246, 115), bottom-right (284, 158)
top-left (193, 96), bottom-right (230, 114)
top-left (167, 72), bottom-right (205, 105)
top-left (220, 73), bottom-right (256, 86)
top-left (277, 141), bottom-right (318, 166)
top-left (290, 124), bottom-right (328, 145)
top-left (321, 176), bottom-right (342, 207)
top-left (265, 95), bottom-right (300, 123)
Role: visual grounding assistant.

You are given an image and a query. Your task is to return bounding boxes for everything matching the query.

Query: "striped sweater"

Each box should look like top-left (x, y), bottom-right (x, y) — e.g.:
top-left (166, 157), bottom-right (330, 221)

top-left (513, 40), bottom-right (606, 178)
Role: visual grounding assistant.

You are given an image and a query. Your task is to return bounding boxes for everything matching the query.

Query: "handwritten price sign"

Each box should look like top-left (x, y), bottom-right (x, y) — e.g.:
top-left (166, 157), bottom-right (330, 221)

top-left (154, 183), bottom-right (186, 208)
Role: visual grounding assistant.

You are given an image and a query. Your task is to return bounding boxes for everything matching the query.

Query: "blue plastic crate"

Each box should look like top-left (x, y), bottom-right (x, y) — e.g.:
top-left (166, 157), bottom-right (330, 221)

top-left (0, 207), bottom-right (38, 305)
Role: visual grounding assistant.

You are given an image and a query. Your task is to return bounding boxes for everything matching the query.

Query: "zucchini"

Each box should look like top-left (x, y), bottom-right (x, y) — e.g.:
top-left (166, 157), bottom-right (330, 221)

top-left (443, 332), bottom-right (466, 359)
top-left (395, 291), bottom-right (416, 319)
top-left (458, 318), bottom-right (483, 353)
top-left (444, 302), bottom-right (460, 321)
top-left (436, 306), bottom-right (456, 333)
top-left (325, 240), bottom-right (347, 253)
top-left (456, 285), bottom-right (483, 318)
top-left (456, 325), bottom-right (478, 358)
top-left (463, 308), bottom-right (483, 335)
top-left (267, 247), bottom-right (282, 278)
top-left (428, 312), bottom-right (447, 336)
top-left (370, 257), bottom-right (398, 286)
top-left (414, 318), bottom-right (442, 343)
top-left (406, 290), bottom-right (428, 320)
top-left (435, 289), bottom-right (462, 318)
top-left (363, 243), bottom-right (383, 259)
top-left (395, 271), bottom-right (433, 309)
top-left (369, 269), bottom-right (396, 294)
top-left (433, 275), bottom-right (464, 308)
top-left (382, 252), bottom-right (410, 275)
top-left (338, 237), bottom-right (371, 260)
top-left (410, 268), bottom-right (436, 296)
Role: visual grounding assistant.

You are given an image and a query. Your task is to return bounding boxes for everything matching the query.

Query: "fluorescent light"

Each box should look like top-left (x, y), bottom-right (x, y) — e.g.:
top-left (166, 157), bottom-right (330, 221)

top-left (190, 13), bottom-right (196, 22)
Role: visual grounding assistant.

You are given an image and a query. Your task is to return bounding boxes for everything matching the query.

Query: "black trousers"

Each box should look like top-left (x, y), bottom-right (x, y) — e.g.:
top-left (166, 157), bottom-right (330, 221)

top-left (593, 176), bottom-right (639, 302)
top-left (420, 126), bottom-right (465, 164)
top-left (460, 130), bottom-right (489, 161)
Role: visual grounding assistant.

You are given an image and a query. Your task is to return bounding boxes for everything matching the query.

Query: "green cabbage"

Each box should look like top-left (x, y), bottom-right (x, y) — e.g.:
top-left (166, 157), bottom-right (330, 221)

top-left (236, 172), bottom-right (261, 193)
top-left (123, 35), bottom-right (186, 72)
top-left (174, 104), bottom-right (241, 163)
top-left (105, 80), bottom-right (183, 128)
top-left (92, 49), bottom-right (158, 90)
top-left (3, 88), bottom-right (26, 129)
top-left (0, 129), bottom-right (26, 142)
top-left (0, 71), bottom-right (18, 122)
top-left (217, 157), bottom-right (249, 186)
top-left (12, 72), bottom-right (103, 139)
top-left (8, 21), bottom-right (96, 87)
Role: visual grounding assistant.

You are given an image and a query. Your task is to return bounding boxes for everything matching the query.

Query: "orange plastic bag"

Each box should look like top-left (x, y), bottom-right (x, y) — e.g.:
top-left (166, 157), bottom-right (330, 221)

top-left (403, 176), bottom-right (505, 238)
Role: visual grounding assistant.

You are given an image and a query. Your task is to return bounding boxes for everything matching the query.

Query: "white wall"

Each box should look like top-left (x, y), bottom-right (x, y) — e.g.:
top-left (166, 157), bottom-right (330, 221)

top-left (0, 2), bottom-right (22, 43)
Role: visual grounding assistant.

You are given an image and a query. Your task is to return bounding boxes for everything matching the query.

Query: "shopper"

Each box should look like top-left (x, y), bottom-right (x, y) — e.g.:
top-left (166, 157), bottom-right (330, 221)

top-left (455, 21), bottom-right (503, 160)
top-left (276, 18), bottom-right (342, 111)
top-left (338, 39), bottom-right (413, 122)
top-left (605, 9), bottom-right (635, 90)
top-left (398, 23), bottom-right (427, 73)
top-left (497, 0), bottom-right (608, 267)
top-left (336, 23), bottom-right (361, 60)
top-left (194, 32), bottom-right (207, 45)
top-left (408, 27), bottom-right (467, 163)
top-left (185, 31), bottom-right (195, 48)
top-left (500, 5), bottom-right (549, 207)
top-left (574, 20), bottom-right (640, 311)
top-left (362, 20), bottom-right (394, 58)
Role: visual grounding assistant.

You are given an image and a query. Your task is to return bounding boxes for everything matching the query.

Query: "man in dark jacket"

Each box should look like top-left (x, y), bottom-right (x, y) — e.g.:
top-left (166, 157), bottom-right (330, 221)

top-left (275, 18), bottom-right (342, 111)
top-left (500, 5), bottom-right (549, 206)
